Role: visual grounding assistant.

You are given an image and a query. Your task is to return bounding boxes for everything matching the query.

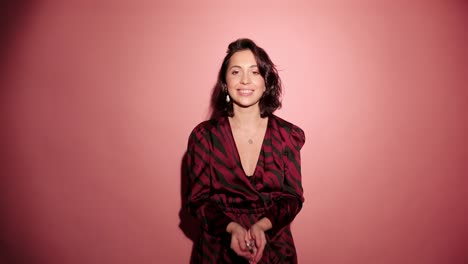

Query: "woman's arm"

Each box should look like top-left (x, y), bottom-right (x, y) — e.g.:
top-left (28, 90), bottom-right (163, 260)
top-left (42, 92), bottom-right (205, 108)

top-left (185, 126), bottom-right (234, 236)
top-left (262, 125), bottom-right (305, 236)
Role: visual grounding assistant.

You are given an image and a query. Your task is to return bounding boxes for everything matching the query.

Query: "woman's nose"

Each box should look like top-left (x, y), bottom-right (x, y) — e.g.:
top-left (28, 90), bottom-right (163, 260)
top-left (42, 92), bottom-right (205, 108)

top-left (240, 72), bottom-right (251, 84)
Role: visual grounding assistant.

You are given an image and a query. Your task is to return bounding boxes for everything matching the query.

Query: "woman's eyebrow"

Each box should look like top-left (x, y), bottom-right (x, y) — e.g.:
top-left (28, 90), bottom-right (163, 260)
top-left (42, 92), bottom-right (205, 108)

top-left (229, 65), bottom-right (258, 69)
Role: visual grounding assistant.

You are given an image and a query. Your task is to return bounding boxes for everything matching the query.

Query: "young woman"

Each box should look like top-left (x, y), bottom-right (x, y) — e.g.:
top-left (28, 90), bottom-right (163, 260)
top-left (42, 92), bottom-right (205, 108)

top-left (185, 38), bottom-right (305, 263)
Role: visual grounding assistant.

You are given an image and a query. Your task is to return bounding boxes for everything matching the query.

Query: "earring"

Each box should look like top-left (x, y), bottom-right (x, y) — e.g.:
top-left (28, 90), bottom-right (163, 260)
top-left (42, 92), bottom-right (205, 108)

top-left (226, 94), bottom-right (230, 103)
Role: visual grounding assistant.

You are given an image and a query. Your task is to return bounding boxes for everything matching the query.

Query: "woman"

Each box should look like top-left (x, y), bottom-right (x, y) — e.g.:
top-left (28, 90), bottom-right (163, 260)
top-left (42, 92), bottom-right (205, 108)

top-left (185, 38), bottom-right (305, 263)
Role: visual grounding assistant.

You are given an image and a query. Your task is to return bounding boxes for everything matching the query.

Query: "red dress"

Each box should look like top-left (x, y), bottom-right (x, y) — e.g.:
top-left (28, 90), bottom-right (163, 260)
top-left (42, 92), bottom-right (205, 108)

top-left (185, 115), bottom-right (305, 263)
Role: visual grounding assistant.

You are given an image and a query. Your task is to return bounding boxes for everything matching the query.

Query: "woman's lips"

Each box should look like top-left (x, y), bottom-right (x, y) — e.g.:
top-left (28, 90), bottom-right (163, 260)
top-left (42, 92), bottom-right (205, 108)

top-left (237, 89), bottom-right (254, 96)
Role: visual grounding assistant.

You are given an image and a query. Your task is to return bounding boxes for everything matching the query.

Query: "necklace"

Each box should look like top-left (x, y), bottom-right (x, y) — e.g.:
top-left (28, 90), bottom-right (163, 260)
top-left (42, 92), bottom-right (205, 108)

top-left (229, 116), bottom-right (267, 146)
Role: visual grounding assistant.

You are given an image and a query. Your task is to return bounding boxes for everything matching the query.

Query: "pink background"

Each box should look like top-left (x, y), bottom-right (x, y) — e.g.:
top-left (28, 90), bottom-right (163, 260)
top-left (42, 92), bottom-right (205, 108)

top-left (1, 1), bottom-right (467, 263)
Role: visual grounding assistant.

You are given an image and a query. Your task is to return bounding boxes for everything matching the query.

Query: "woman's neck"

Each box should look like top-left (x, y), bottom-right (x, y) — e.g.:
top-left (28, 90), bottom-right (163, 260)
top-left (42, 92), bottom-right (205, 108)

top-left (230, 106), bottom-right (266, 130)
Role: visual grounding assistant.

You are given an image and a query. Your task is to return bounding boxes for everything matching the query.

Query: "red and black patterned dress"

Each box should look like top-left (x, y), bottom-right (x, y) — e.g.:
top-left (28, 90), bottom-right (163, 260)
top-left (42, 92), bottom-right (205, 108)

top-left (185, 114), bottom-right (305, 263)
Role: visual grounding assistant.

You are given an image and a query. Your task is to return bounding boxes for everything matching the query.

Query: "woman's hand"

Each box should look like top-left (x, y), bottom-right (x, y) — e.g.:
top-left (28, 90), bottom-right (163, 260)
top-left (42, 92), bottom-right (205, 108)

top-left (248, 224), bottom-right (266, 263)
top-left (227, 222), bottom-right (254, 261)
top-left (248, 218), bottom-right (272, 263)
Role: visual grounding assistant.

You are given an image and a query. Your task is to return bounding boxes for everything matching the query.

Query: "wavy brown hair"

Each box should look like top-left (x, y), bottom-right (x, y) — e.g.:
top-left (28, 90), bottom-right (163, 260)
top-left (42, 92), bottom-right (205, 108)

top-left (210, 38), bottom-right (282, 119)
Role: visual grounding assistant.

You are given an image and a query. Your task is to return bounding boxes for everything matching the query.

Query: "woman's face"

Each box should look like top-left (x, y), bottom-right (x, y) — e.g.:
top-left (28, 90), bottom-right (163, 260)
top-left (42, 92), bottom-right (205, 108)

top-left (225, 49), bottom-right (266, 111)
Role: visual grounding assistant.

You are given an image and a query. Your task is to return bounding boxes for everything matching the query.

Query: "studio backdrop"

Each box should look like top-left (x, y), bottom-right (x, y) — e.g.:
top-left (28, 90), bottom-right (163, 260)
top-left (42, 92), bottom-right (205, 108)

top-left (1, 1), bottom-right (467, 263)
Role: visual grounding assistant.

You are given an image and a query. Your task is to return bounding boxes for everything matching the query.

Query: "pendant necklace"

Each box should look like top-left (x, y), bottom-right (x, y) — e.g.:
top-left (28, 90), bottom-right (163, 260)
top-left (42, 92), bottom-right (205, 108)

top-left (230, 116), bottom-right (266, 145)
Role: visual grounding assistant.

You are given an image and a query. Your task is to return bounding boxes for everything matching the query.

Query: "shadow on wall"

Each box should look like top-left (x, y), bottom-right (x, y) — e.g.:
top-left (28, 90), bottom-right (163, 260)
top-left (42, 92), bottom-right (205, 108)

top-left (0, 0), bottom-right (36, 80)
top-left (0, 1), bottom-right (40, 264)
top-left (178, 151), bottom-right (202, 263)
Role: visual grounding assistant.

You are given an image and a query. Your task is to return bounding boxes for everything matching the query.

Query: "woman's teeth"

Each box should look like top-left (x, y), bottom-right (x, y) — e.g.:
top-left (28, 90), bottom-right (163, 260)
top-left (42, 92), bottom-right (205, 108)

top-left (239, 89), bottom-right (253, 95)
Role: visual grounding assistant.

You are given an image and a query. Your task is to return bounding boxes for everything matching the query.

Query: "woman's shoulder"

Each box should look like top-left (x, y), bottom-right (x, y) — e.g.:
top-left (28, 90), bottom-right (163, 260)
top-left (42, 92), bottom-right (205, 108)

top-left (270, 115), bottom-right (305, 148)
top-left (270, 115), bottom-right (305, 135)
top-left (189, 116), bottom-right (226, 141)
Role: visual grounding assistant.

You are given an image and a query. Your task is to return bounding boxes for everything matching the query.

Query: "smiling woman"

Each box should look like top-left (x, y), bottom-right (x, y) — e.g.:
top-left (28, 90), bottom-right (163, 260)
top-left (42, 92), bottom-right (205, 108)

top-left (184, 38), bottom-right (305, 263)
top-left (225, 50), bottom-right (266, 110)
top-left (211, 39), bottom-right (282, 119)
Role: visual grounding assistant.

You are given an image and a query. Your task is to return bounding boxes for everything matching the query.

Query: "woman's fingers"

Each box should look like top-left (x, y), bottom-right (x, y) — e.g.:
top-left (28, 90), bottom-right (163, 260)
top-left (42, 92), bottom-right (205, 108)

top-left (231, 238), bottom-right (250, 258)
top-left (230, 226), bottom-right (254, 260)
top-left (248, 225), bottom-right (267, 263)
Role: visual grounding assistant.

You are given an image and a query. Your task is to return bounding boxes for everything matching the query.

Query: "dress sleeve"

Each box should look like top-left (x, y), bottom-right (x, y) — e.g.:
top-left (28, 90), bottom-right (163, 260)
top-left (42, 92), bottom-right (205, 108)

top-left (185, 126), bottom-right (234, 236)
top-left (263, 125), bottom-right (305, 236)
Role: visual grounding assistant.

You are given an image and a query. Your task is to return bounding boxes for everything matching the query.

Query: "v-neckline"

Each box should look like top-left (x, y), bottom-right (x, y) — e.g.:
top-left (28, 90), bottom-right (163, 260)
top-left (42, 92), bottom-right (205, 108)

top-left (226, 116), bottom-right (269, 178)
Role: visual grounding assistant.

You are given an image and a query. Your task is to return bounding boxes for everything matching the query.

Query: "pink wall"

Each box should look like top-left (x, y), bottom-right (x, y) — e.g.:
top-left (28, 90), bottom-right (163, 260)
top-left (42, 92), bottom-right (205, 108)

top-left (1, 1), bottom-right (467, 263)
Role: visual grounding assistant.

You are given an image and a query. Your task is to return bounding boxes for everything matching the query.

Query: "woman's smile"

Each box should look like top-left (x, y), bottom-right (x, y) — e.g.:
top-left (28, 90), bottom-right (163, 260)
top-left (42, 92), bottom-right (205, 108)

top-left (237, 89), bottom-right (255, 96)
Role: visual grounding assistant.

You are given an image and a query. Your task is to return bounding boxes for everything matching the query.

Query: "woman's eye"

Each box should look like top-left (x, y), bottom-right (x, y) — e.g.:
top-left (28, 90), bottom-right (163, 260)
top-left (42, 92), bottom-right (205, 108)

top-left (231, 70), bottom-right (239, 75)
top-left (252, 71), bottom-right (259, 75)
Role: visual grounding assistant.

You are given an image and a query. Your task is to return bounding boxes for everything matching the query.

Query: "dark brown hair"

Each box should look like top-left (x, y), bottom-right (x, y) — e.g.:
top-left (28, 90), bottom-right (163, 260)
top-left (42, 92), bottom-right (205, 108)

top-left (210, 38), bottom-right (282, 119)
